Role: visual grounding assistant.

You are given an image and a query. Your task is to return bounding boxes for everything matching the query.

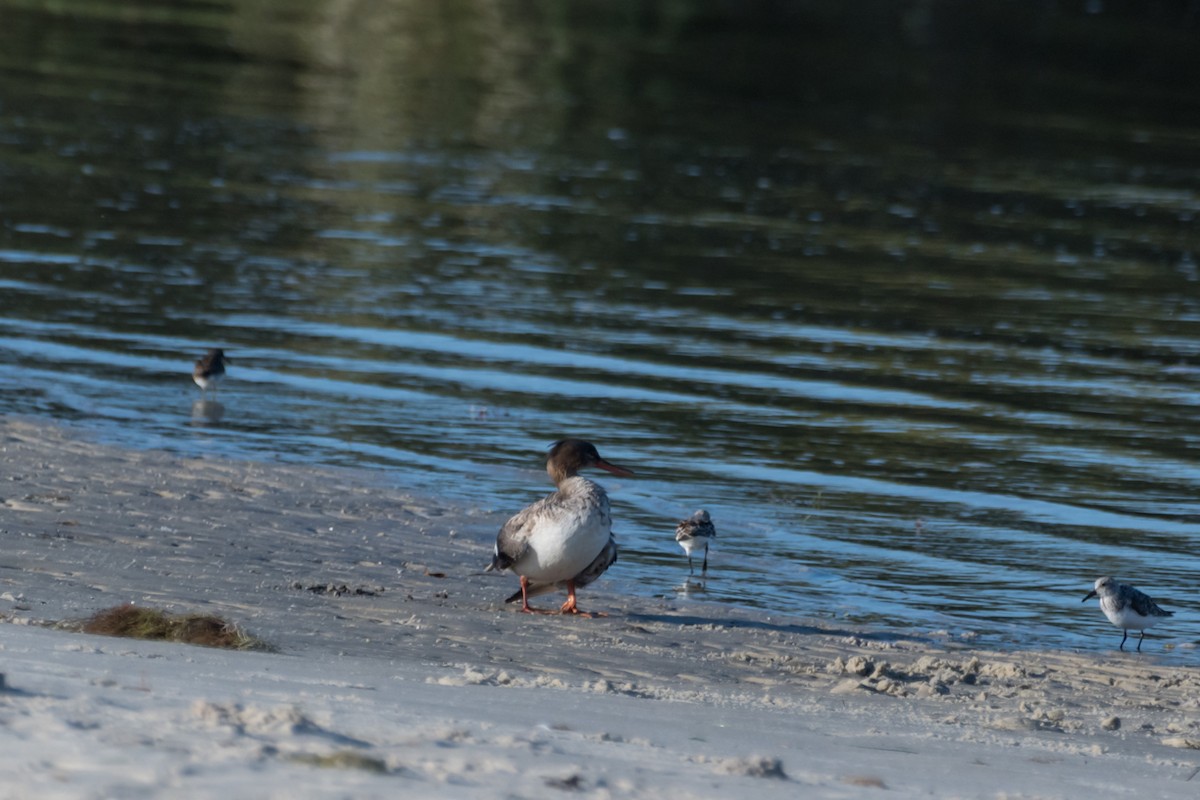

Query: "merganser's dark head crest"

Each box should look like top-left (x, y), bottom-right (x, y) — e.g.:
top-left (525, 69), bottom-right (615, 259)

top-left (546, 439), bottom-right (634, 484)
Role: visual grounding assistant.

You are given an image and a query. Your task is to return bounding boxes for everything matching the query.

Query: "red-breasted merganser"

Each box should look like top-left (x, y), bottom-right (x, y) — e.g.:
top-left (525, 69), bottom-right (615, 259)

top-left (487, 439), bottom-right (633, 616)
top-left (675, 509), bottom-right (716, 575)
top-left (193, 348), bottom-right (230, 393)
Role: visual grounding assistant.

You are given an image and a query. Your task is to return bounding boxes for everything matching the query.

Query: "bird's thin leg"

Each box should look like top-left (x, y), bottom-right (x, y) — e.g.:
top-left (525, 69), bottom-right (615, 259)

top-left (519, 576), bottom-right (551, 615)
top-left (1119, 630), bottom-right (1128, 651)
top-left (701, 545), bottom-right (709, 575)
top-left (687, 554), bottom-right (694, 576)
top-left (1137, 631), bottom-right (1145, 653)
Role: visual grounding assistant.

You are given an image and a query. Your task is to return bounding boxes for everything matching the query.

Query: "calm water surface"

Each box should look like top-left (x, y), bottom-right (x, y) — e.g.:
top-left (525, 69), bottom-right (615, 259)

top-left (2, 0), bottom-right (1199, 655)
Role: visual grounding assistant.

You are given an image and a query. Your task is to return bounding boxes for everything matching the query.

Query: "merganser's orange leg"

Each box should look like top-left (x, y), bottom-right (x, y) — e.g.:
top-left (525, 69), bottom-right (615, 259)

top-left (559, 581), bottom-right (605, 617)
top-left (519, 576), bottom-right (553, 614)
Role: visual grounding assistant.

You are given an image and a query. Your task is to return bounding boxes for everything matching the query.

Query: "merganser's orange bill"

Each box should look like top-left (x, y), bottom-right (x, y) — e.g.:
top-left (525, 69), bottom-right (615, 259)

top-left (594, 458), bottom-right (634, 478)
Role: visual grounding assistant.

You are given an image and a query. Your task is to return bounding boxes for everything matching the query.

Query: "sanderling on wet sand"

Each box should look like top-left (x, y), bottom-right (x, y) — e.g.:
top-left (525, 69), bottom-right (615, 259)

top-left (1083, 576), bottom-right (1174, 652)
top-left (193, 348), bottom-right (230, 393)
top-left (675, 509), bottom-right (716, 575)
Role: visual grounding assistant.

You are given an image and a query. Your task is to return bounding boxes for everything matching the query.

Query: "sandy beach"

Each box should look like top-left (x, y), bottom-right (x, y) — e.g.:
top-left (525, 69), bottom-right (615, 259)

top-left (1, 415), bottom-right (1198, 798)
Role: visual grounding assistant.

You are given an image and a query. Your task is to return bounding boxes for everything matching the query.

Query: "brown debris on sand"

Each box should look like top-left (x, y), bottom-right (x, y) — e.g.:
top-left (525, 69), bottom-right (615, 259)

top-left (73, 604), bottom-right (268, 651)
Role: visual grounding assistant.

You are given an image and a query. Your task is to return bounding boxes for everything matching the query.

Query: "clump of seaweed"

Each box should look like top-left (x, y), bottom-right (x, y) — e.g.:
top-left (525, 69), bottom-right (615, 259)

top-left (285, 751), bottom-right (389, 774)
top-left (71, 604), bottom-right (269, 651)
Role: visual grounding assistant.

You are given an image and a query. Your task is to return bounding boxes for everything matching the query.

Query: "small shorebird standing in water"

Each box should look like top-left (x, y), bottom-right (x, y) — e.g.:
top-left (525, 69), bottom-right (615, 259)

top-left (487, 439), bottom-right (633, 617)
top-left (1083, 576), bottom-right (1174, 652)
top-left (193, 349), bottom-right (230, 393)
top-left (675, 509), bottom-right (716, 575)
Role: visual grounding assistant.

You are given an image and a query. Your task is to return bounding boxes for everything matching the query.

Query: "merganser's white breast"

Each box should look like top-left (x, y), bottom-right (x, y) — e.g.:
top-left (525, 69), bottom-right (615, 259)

top-left (500, 476), bottom-right (613, 584)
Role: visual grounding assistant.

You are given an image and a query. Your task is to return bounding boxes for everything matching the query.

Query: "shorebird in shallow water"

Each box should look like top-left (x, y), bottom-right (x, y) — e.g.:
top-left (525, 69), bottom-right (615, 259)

top-left (486, 439), bottom-right (633, 616)
top-left (193, 348), bottom-right (230, 393)
top-left (675, 509), bottom-right (716, 575)
top-left (1083, 576), bottom-right (1174, 652)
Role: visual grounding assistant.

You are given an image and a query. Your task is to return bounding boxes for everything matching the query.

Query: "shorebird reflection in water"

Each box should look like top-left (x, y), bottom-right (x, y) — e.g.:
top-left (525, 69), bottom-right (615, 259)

top-left (1083, 576), bottom-right (1174, 652)
top-left (486, 439), bottom-right (633, 617)
top-left (193, 348), bottom-right (230, 394)
top-left (675, 509), bottom-right (716, 576)
top-left (190, 398), bottom-right (225, 425)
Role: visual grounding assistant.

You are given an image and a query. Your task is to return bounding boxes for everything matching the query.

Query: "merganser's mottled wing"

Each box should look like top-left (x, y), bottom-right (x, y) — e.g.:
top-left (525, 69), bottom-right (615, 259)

top-left (487, 491), bottom-right (560, 572)
top-left (573, 534), bottom-right (618, 588)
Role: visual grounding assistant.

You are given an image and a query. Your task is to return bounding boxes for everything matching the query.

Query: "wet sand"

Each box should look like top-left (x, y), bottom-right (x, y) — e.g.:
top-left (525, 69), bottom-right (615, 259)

top-left (1, 415), bottom-right (1198, 798)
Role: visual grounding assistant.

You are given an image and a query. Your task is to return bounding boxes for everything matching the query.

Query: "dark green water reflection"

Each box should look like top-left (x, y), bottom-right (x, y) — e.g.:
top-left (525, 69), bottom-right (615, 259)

top-left (2, 0), bottom-right (1199, 654)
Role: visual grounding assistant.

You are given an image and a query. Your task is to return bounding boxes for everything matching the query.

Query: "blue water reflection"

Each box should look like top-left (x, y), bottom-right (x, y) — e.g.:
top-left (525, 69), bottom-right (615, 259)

top-left (1, 0), bottom-right (1198, 657)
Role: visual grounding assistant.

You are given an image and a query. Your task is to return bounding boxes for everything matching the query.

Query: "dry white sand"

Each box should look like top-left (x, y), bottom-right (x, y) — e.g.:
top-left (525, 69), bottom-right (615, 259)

top-left (2, 415), bottom-right (1199, 798)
